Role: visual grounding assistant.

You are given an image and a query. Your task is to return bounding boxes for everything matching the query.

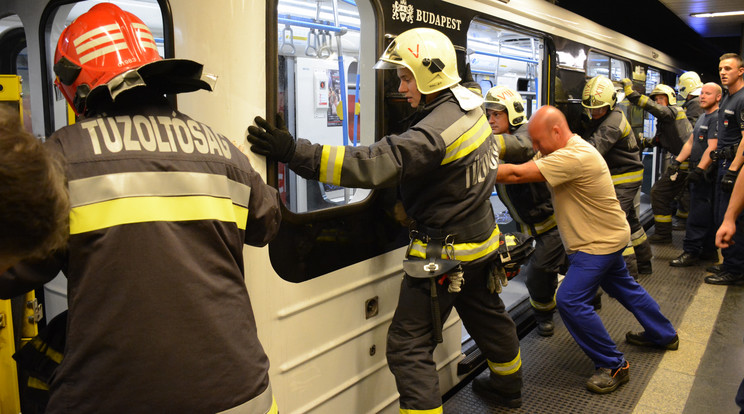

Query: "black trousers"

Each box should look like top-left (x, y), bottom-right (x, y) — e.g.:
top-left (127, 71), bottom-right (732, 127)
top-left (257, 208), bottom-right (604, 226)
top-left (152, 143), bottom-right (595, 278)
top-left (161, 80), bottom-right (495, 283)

top-left (651, 170), bottom-right (688, 237)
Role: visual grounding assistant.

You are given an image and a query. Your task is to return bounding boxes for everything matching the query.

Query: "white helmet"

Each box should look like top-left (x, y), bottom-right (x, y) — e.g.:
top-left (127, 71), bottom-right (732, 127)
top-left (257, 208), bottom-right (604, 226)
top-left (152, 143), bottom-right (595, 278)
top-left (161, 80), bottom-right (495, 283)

top-left (484, 86), bottom-right (526, 126)
top-left (677, 71), bottom-right (703, 99)
top-left (374, 28), bottom-right (461, 94)
top-left (582, 75), bottom-right (617, 112)
top-left (650, 84), bottom-right (677, 106)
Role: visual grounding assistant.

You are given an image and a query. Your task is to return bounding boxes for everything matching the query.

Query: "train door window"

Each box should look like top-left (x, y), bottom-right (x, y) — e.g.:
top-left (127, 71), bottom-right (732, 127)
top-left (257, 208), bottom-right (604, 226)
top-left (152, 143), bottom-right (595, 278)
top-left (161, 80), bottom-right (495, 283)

top-left (467, 19), bottom-right (544, 119)
top-left (276, 0), bottom-right (373, 214)
top-left (45, 0), bottom-right (167, 133)
top-left (644, 68), bottom-right (661, 139)
top-left (0, 16), bottom-right (32, 134)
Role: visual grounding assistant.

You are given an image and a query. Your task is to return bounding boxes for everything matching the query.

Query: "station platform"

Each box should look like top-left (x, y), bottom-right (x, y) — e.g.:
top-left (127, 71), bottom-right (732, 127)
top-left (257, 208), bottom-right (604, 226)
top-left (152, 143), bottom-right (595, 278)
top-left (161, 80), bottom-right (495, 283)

top-left (444, 229), bottom-right (744, 413)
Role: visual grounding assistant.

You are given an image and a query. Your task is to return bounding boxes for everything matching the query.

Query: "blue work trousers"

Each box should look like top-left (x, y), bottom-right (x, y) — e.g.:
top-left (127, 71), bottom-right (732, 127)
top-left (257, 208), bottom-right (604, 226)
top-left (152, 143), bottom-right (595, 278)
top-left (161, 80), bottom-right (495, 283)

top-left (557, 250), bottom-right (676, 369)
top-left (683, 177), bottom-right (716, 255)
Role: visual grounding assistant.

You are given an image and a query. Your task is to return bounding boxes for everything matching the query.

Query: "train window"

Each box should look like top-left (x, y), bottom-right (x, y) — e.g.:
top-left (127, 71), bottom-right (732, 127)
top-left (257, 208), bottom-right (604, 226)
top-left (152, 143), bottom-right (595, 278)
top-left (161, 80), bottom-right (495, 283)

top-left (643, 68), bottom-right (662, 138)
top-left (275, 0), bottom-right (373, 214)
top-left (0, 16), bottom-right (33, 134)
top-left (586, 50), bottom-right (629, 81)
top-left (45, 0), bottom-right (167, 133)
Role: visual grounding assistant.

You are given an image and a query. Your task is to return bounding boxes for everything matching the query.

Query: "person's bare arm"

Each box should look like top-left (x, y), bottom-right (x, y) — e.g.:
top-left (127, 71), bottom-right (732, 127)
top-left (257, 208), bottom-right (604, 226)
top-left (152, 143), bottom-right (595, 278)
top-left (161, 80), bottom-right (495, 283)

top-left (496, 161), bottom-right (546, 183)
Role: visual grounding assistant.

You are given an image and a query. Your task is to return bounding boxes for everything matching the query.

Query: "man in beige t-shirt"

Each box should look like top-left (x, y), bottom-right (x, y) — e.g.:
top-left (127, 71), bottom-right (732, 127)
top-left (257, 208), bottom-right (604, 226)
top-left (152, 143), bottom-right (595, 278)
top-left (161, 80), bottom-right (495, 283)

top-left (496, 106), bottom-right (678, 395)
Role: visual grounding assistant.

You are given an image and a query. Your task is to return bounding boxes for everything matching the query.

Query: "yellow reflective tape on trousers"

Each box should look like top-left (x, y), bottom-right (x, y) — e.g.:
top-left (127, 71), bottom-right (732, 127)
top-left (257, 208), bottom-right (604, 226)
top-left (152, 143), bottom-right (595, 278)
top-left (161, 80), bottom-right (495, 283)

top-left (408, 227), bottom-right (508, 262)
top-left (70, 196), bottom-right (248, 234)
top-left (612, 169), bottom-right (643, 185)
top-left (487, 349), bottom-right (521, 376)
top-left (654, 214), bottom-right (672, 223)
top-left (631, 228), bottom-right (647, 246)
top-left (441, 115), bottom-right (491, 165)
top-left (530, 297), bottom-right (556, 312)
top-left (528, 215), bottom-right (557, 236)
top-left (400, 407), bottom-right (443, 414)
top-left (320, 145), bottom-right (345, 185)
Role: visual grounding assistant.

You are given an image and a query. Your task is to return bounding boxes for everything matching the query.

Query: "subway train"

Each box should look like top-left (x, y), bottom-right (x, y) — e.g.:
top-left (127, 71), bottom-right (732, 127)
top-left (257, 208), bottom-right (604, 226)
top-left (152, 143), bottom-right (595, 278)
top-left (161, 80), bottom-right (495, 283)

top-left (0, 0), bottom-right (690, 412)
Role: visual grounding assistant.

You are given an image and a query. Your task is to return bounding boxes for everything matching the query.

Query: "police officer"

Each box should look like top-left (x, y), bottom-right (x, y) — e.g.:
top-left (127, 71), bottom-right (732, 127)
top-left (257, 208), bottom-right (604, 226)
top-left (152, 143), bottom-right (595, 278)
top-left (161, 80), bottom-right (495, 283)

top-left (705, 53), bottom-right (744, 285)
top-left (0, 5), bottom-right (281, 413)
top-left (486, 85), bottom-right (563, 336)
top-left (670, 83), bottom-right (721, 267)
top-left (622, 79), bottom-right (692, 244)
top-left (249, 28), bottom-right (524, 411)
top-left (582, 75), bottom-right (653, 276)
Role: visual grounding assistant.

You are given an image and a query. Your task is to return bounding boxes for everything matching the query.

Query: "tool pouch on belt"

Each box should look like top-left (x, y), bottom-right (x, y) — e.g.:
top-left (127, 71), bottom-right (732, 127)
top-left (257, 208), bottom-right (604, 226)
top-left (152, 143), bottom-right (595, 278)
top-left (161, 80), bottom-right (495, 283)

top-left (488, 232), bottom-right (536, 294)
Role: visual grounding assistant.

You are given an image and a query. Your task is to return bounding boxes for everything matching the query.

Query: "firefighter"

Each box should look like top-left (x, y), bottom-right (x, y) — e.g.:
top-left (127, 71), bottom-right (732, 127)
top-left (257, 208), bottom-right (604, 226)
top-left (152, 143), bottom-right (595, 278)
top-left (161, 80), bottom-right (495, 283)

top-left (622, 79), bottom-right (692, 244)
top-left (487, 85), bottom-right (563, 336)
top-left (581, 75), bottom-right (652, 276)
top-left (705, 53), bottom-right (744, 285)
top-left (0, 4), bottom-right (281, 413)
top-left (669, 83), bottom-right (721, 267)
top-left (673, 71), bottom-right (705, 228)
top-left (249, 28), bottom-right (524, 412)
top-left (0, 105), bottom-right (68, 273)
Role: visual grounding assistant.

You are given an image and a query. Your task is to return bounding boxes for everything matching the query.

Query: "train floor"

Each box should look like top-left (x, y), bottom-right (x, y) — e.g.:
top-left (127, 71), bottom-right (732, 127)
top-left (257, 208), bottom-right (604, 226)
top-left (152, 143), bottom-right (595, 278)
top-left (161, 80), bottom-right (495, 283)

top-left (444, 227), bottom-right (744, 414)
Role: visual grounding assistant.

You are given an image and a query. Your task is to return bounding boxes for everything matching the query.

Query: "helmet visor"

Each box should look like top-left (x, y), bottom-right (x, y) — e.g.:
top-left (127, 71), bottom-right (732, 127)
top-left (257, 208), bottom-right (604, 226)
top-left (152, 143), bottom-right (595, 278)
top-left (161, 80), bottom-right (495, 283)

top-left (373, 60), bottom-right (403, 70)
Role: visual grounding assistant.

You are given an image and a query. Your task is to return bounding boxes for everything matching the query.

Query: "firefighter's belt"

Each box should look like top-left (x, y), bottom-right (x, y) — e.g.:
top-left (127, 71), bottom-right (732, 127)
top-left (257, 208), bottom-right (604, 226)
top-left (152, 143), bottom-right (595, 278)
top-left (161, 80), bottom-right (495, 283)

top-left (403, 239), bottom-right (460, 279)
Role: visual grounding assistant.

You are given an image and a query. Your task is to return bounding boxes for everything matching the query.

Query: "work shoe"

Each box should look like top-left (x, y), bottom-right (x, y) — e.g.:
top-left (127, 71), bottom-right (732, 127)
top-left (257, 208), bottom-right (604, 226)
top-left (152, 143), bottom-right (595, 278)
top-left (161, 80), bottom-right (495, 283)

top-left (706, 263), bottom-right (723, 274)
top-left (537, 319), bottom-right (554, 337)
top-left (626, 331), bottom-right (679, 350)
top-left (472, 377), bottom-right (522, 408)
top-left (586, 361), bottom-right (630, 394)
top-left (704, 271), bottom-right (744, 286)
top-left (637, 261), bottom-right (653, 275)
top-left (670, 252), bottom-right (699, 267)
top-left (648, 233), bottom-right (672, 244)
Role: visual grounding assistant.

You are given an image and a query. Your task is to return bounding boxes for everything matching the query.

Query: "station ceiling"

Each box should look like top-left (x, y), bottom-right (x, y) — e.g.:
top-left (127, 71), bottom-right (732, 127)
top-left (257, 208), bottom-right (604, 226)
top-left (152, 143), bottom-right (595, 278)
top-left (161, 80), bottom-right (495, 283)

top-left (553, 0), bottom-right (744, 80)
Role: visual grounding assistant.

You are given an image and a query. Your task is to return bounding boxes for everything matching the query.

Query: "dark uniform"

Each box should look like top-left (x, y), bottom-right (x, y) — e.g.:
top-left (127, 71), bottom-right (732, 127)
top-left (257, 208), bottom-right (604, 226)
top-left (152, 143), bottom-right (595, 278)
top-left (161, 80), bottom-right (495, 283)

top-left (714, 87), bottom-right (744, 276)
top-left (0, 99), bottom-right (281, 414)
top-left (681, 110), bottom-right (719, 258)
top-left (582, 107), bottom-right (652, 276)
top-left (626, 90), bottom-right (692, 240)
top-left (287, 88), bottom-right (522, 411)
top-left (676, 95), bottom-right (704, 221)
top-left (496, 123), bottom-right (563, 327)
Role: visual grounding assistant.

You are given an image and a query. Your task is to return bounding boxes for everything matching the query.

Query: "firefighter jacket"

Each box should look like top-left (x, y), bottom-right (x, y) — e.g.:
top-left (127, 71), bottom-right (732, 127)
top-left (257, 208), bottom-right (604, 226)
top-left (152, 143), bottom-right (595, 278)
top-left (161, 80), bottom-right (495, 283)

top-left (683, 96), bottom-right (703, 127)
top-left (582, 107), bottom-right (644, 183)
top-left (288, 87), bottom-right (502, 264)
top-left (691, 109), bottom-right (719, 164)
top-left (0, 100), bottom-right (281, 414)
top-left (495, 123), bottom-right (556, 236)
top-left (627, 90), bottom-right (691, 155)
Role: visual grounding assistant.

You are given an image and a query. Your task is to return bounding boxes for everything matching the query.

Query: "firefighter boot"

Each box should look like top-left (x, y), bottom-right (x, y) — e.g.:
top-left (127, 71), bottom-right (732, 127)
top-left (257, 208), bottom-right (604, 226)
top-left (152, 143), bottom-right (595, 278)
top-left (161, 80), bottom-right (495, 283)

top-left (534, 310), bottom-right (554, 337)
top-left (472, 368), bottom-right (522, 408)
top-left (649, 222), bottom-right (672, 244)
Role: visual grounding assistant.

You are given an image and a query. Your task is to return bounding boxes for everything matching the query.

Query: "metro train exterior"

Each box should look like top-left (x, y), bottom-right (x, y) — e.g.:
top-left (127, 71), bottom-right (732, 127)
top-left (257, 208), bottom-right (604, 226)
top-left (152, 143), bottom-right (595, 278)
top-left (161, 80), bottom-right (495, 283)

top-left (0, 0), bottom-right (686, 412)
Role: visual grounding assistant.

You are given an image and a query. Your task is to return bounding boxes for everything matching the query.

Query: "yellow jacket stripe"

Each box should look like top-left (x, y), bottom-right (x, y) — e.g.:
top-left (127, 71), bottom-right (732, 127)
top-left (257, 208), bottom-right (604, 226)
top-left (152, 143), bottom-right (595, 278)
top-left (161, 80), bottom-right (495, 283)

top-left (619, 114), bottom-right (632, 138)
top-left (522, 215), bottom-right (557, 236)
top-left (611, 169), bottom-right (644, 185)
top-left (70, 196), bottom-right (249, 234)
top-left (441, 115), bottom-right (491, 165)
top-left (400, 407), bottom-right (443, 414)
top-left (408, 227), bottom-right (513, 262)
top-left (487, 349), bottom-right (522, 375)
top-left (320, 145), bottom-right (346, 186)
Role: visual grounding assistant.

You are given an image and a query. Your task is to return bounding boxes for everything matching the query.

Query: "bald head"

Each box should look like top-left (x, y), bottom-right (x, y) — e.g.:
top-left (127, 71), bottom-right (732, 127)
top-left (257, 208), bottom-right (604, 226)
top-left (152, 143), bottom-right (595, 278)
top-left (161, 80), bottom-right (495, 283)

top-left (528, 105), bottom-right (573, 155)
top-left (699, 82), bottom-right (722, 111)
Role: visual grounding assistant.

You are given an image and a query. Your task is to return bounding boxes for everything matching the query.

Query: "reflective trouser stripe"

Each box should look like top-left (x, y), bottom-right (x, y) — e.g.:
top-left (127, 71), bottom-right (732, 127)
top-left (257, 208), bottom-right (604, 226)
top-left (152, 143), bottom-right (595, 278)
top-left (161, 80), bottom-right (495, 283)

top-left (487, 349), bottom-right (522, 376)
top-left (400, 407), bottom-right (443, 414)
top-left (217, 383), bottom-right (277, 414)
top-left (622, 244), bottom-right (635, 257)
top-left (523, 215), bottom-right (558, 236)
top-left (530, 297), bottom-right (556, 312)
top-left (611, 169), bottom-right (643, 185)
top-left (655, 214), bottom-right (672, 223)
top-left (631, 229), bottom-right (647, 246)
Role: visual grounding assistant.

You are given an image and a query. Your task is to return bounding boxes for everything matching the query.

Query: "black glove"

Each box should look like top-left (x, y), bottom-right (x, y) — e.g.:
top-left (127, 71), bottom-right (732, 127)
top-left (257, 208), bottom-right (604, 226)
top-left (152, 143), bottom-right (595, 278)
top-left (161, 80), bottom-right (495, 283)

top-left (687, 167), bottom-right (705, 183)
top-left (665, 159), bottom-right (681, 177)
top-left (721, 169), bottom-right (739, 193)
top-left (247, 114), bottom-right (296, 163)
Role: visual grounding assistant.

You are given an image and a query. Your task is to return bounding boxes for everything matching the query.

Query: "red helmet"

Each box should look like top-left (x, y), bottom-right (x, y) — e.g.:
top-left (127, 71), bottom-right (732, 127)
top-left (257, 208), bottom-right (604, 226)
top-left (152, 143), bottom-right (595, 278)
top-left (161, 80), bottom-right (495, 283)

top-left (53, 3), bottom-right (162, 114)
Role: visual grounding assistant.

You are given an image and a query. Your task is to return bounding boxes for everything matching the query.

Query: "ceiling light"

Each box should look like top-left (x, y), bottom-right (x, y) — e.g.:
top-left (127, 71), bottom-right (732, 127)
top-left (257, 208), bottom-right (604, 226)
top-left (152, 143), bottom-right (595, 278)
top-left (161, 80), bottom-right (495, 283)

top-left (690, 10), bottom-right (744, 18)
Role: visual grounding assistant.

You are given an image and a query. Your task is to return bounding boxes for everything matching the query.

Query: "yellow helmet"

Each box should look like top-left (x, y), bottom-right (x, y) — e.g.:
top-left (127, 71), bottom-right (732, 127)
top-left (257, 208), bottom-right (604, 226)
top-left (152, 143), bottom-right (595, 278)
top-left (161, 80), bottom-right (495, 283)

top-left (374, 28), bottom-right (461, 94)
top-left (677, 71), bottom-right (703, 99)
top-left (484, 86), bottom-right (526, 126)
top-left (650, 84), bottom-right (677, 105)
top-left (582, 75), bottom-right (617, 113)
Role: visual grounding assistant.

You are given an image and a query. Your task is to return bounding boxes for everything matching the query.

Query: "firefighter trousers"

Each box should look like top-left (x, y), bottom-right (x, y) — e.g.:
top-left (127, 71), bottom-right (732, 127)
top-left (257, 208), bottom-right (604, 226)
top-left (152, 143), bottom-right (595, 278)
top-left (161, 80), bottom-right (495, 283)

top-left (387, 261), bottom-right (521, 412)
top-left (615, 183), bottom-right (652, 274)
top-left (683, 177), bottom-right (716, 256)
top-left (651, 170), bottom-right (688, 237)
top-left (715, 159), bottom-right (744, 274)
top-left (523, 226), bottom-right (563, 317)
top-left (557, 250), bottom-right (676, 369)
